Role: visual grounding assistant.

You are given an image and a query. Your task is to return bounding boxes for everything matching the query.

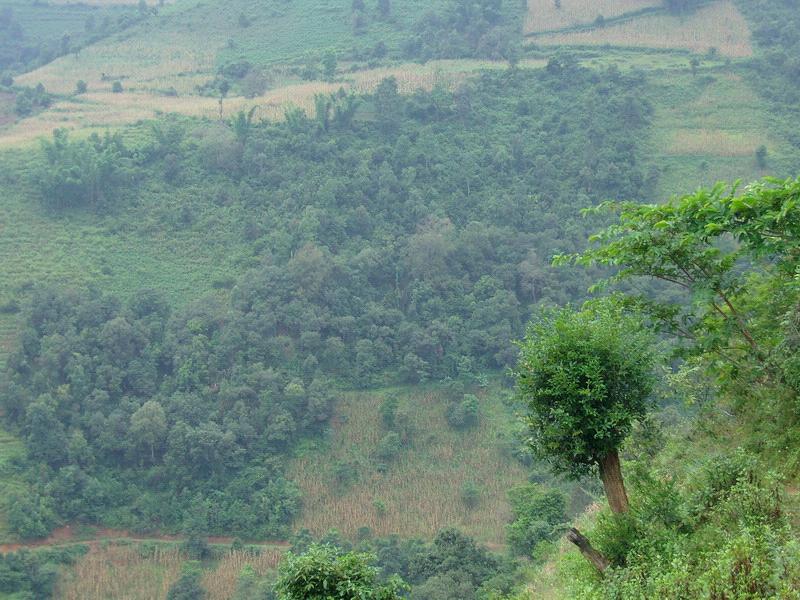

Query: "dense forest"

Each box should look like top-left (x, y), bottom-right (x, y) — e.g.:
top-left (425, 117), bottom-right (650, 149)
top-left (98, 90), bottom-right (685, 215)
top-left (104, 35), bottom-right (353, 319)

top-left (1, 0), bottom-right (800, 598)
top-left (0, 64), bottom-right (652, 540)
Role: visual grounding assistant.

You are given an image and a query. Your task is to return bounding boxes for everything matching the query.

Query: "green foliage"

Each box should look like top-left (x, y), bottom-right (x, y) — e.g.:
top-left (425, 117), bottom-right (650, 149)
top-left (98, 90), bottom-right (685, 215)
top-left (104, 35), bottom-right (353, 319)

top-left (560, 177), bottom-right (800, 380)
top-left (459, 481), bottom-right (482, 510)
top-left (275, 544), bottom-right (408, 600)
top-left (13, 83), bottom-right (51, 116)
top-left (0, 1), bottom-right (141, 74)
top-left (505, 484), bottom-right (566, 557)
top-left (566, 453), bottom-right (800, 598)
top-left (735, 0), bottom-right (800, 143)
top-left (403, 0), bottom-right (522, 60)
top-left (34, 129), bottom-right (138, 211)
top-left (445, 394), bottom-right (479, 430)
top-left (6, 489), bottom-right (58, 540)
top-left (167, 561), bottom-right (207, 600)
top-left (0, 285), bottom-right (316, 538)
top-left (0, 545), bottom-right (86, 599)
top-left (515, 303), bottom-right (656, 478)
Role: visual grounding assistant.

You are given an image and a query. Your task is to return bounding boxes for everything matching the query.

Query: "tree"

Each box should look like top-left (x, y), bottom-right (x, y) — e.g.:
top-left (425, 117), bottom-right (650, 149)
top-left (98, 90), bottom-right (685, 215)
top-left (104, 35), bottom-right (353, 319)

top-left (130, 400), bottom-right (167, 463)
top-left (515, 304), bottom-right (655, 514)
top-left (557, 180), bottom-right (800, 369)
top-left (377, 0), bottom-right (391, 19)
top-left (275, 545), bottom-right (407, 599)
top-left (322, 51), bottom-right (337, 82)
top-left (75, 80), bottom-right (88, 94)
top-left (755, 144), bottom-right (768, 168)
top-left (505, 484), bottom-right (566, 557)
top-left (112, 81), bottom-right (123, 93)
top-left (167, 561), bottom-right (207, 600)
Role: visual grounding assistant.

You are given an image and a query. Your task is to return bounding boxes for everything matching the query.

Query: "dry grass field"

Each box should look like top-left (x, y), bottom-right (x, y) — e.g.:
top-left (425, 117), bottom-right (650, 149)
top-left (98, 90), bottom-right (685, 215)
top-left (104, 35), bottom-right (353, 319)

top-left (525, 0), bottom-right (659, 34)
top-left (2, 60), bottom-right (545, 148)
top-left (534, 1), bottom-right (753, 57)
top-left (289, 388), bottom-right (526, 547)
top-left (16, 31), bottom-right (219, 95)
top-left (57, 544), bottom-right (183, 600)
top-left (55, 543), bottom-right (284, 600)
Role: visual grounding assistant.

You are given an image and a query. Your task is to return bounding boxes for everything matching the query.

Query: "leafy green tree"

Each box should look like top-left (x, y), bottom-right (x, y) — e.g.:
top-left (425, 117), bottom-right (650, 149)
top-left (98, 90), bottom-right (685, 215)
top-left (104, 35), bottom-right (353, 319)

top-left (167, 561), bottom-right (207, 600)
top-left (505, 484), bottom-right (566, 557)
top-left (515, 304), bottom-right (655, 514)
top-left (557, 178), bottom-right (800, 371)
top-left (322, 52), bottom-right (337, 82)
top-left (129, 400), bottom-right (167, 463)
top-left (75, 80), bottom-right (88, 94)
top-left (275, 545), bottom-right (407, 599)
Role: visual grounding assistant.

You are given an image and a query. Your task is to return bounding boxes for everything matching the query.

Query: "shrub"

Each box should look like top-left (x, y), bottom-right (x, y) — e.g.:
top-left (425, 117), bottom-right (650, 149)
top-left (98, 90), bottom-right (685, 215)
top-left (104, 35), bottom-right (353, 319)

top-left (446, 395), bottom-right (479, 430)
top-left (506, 485), bottom-right (567, 557)
top-left (112, 81), bottom-right (123, 93)
top-left (460, 481), bottom-right (482, 510)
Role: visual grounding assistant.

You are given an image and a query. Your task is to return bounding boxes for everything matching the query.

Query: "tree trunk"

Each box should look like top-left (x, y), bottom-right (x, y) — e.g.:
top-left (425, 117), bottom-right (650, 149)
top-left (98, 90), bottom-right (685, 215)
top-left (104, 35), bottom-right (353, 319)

top-left (598, 449), bottom-right (629, 514)
top-left (567, 528), bottom-right (610, 573)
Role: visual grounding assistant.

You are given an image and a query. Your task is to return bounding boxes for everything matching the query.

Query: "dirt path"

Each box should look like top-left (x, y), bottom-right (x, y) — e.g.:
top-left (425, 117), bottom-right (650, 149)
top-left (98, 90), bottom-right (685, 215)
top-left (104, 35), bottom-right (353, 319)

top-left (0, 525), bottom-right (290, 554)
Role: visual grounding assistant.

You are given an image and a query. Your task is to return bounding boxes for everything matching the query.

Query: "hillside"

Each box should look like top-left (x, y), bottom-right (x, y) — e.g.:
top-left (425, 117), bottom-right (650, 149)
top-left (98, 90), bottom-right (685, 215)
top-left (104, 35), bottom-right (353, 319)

top-left (0, 0), bottom-right (800, 598)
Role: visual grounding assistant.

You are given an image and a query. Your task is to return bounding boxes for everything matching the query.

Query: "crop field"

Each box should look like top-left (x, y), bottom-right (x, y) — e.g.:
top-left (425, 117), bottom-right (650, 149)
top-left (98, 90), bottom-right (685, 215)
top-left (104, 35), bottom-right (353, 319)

top-left (4, 60), bottom-right (546, 148)
top-left (525, 0), bottom-right (659, 34)
top-left (55, 542), bottom-right (284, 600)
top-left (0, 152), bottom-right (251, 305)
top-left (645, 70), bottom-right (794, 199)
top-left (289, 387), bottom-right (526, 547)
top-left (533, 1), bottom-right (753, 57)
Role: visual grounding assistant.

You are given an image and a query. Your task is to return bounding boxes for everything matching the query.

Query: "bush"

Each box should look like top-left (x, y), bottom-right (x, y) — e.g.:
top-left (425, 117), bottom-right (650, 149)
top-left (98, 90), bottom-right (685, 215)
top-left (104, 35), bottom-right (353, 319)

top-left (112, 81), bottom-right (123, 93)
top-left (75, 80), bottom-right (88, 94)
top-left (446, 395), bottom-right (479, 430)
top-left (167, 561), bottom-right (207, 600)
top-left (505, 485), bottom-right (566, 557)
top-left (460, 481), bottom-right (482, 510)
top-left (276, 545), bottom-right (407, 599)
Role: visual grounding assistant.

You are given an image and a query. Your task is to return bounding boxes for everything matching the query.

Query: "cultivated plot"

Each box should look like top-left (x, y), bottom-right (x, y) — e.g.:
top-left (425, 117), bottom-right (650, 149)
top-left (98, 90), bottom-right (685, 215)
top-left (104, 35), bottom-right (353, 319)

top-left (534, 1), bottom-right (753, 57)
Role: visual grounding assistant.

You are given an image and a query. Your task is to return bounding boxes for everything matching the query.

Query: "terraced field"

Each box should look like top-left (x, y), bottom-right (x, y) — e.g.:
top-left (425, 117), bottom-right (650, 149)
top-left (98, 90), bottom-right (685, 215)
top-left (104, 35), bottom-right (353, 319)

top-left (531, 1), bottom-right (752, 57)
top-left (290, 387), bottom-right (528, 546)
top-left (525, 0), bottom-right (660, 34)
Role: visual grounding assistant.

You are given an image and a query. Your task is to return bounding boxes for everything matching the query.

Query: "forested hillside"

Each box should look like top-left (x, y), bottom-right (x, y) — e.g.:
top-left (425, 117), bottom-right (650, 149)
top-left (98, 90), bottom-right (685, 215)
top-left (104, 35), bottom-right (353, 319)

top-left (0, 0), bottom-right (799, 598)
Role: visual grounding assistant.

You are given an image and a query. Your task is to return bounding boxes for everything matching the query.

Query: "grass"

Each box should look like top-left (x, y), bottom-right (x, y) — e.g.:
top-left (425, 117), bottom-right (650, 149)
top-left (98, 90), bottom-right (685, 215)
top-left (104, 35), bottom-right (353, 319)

top-left (525, 0), bottom-right (660, 34)
top-left (0, 150), bottom-right (252, 306)
top-left (289, 385), bottom-right (526, 547)
top-left (533, 1), bottom-right (753, 57)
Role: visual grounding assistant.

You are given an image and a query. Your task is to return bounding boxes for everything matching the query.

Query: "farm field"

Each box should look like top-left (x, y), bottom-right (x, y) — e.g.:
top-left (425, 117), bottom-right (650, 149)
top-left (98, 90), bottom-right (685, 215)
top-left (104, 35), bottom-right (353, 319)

top-left (532, 0), bottom-right (752, 57)
top-left (3, 59), bottom-right (546, 148)
top-left (525, 0), bottom-right (660, 34)
top-left (55, 542), bottom-right (284, 600)
top-left (645, 70), bottom-right (795, 199)
top-left (289, 387), bottom-right (529, 547)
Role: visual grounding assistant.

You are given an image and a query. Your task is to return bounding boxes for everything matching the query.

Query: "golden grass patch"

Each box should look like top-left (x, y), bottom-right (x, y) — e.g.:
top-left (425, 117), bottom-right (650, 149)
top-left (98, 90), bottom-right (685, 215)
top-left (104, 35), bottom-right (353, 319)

top-left (534, 1), bottom-right (753, 57)
top-left (289, 389), bottom-right (526, 546)
top-left (3, 60), bottom-right (545, 148)
top-left (57, 544), bottom-right (183, 600)
top-left (202, 548), bottom-right (284, 600)
top-left (17, 32), bottom-right (219, 95)
top-left (525, 0), bottom-right (659, 34)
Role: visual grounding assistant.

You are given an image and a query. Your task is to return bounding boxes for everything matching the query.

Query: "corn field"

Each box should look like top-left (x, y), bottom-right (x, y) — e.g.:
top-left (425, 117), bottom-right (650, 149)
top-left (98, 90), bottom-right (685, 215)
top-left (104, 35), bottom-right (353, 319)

top-left (525, 0), bottom-right (659, 34)
top-left (535, 1), bottom-right (753, 57)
